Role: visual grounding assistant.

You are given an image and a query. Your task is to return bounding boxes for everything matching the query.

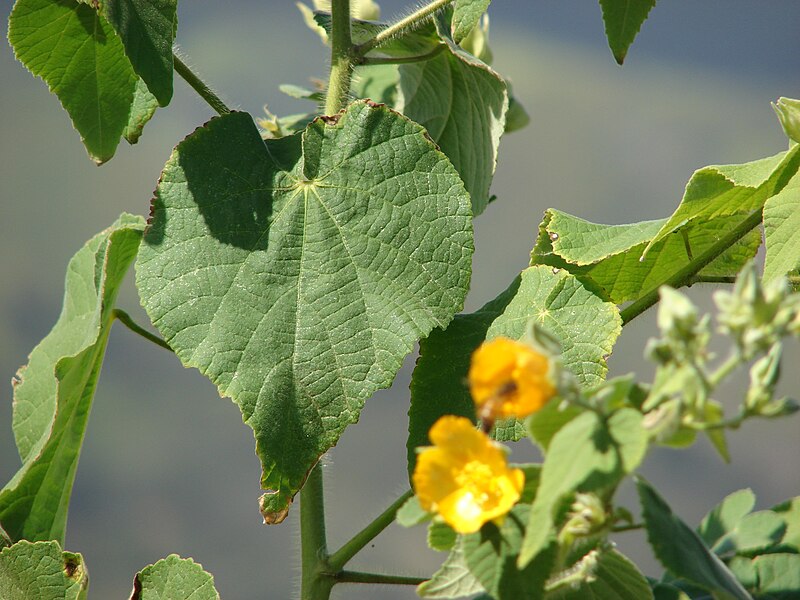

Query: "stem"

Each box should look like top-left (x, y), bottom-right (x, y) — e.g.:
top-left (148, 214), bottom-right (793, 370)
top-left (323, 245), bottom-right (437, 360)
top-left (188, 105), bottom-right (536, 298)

top-left (355, 0), bottom-right (453, 56)
top-left (334, 571), bottom-right (426, 586)
top-left (708, 350), bottom-right (742, 388)
top-left (691, 275), bottom-right (736, 285)
top-left (173, 53), bottom-right (230, 116)
top-left (301, 465), bottom-right (335, 600)
top-left (358, 44), bottom-right (446, 65)
top-left (610, 522), bottom-right (644, 533)
top-left (620, 210), bottom-right (764, 325)
top-left (328, 489), bottom-right (413, 571)
top-left (325, 0), bottom-right (354, 114)
top-left (113, 309), bottom-right (173, 352)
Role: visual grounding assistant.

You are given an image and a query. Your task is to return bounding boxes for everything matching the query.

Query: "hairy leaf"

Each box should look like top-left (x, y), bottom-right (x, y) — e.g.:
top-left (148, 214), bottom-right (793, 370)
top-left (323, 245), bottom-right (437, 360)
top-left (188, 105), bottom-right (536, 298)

top-left (763, 168), bottom-right (800, 282)
top-left (0, 215), bottom-right (144, 544)
top-left (418, 539), bottom-right (485, 598)
top-left (0, 541), bottom-right (87, 600)
top-left (105, 0), bottom-right (178, 106)
top-left (398, 16), bottom-right (507, 215)
top-left (136, 102), bottom-right (473, 519)
top-left (8, 0), bottom-right (139, 163)
top-left (599, 0), bottom-right (656, 65)
top-left (547, 549), bottom-right (653, 600)
top-left (132, 555), bottom-right (220, 600)
top-left (452, 0), bottom-right (491, 43)
top-left (636, 478), bottom-right (751, 600)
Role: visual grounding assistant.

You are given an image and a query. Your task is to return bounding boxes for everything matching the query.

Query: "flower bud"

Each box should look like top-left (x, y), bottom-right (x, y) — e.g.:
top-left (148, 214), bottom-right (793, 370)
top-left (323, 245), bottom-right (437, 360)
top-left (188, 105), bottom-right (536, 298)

top-left (772, 97), bottom-right (800, 143)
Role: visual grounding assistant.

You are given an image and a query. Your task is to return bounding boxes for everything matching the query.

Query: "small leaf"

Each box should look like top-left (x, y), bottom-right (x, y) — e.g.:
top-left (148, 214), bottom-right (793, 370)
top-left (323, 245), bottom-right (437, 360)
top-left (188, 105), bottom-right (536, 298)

top-left (750, 553), bottom-right (800, 598)
top-left (9, 0), bottom-right (139, 163)
top-left (636, 478), bottom-right (751, 600)
top-left (763, 168), bottom-right (800, 282)
top-left (132, 555), bottom-right (220, 600)
top-left (123, 78), bottom-right (160, 144)
top-left (0, 215), bottom-right (145, 544)
top-left (547, 549), bottom-right (653, 600)
top-left (527, 400), bottom-right (581, 451)
top-left (397, 496), bottom-right (430, 528)
top-left (643, 146), bottom-right (800, 256)
top-left (599, 0), bottom-right (657, 65)
top-left (418, 539), bottom-right (486, 598)
top-left (772, 497), bottom-right (800, 551)
top-left (451, 0), bottom-right (491, 43)
top-left (713, 511), bottom-right (787, 557)
top-left (697, 489), bottom-right (756, 548)
top-left (105, 0), bottom-right (178, 106)
top-left (428, 522), bottom-right (457, 552)
top-left (0, 540), bottom-right (88, 600)
top-left (463, 505), bottom-right (555, 600)
top-left (398, 15), bottom-right (508, 215)
top-left (136, 102), bottom-right (473, 518)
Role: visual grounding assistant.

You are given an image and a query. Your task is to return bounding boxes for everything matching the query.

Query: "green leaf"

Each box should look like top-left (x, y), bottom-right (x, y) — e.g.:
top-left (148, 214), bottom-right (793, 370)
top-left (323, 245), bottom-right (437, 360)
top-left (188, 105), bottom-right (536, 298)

top-left (397, 496), bottom-right (430, 528)
top-left (132, 555), bottom-right (220, 600)
top-left (697, 489), bottom-right (756, 548)
top-left (463, 505), bottom-right (555, 600)
top-left (452, 0), bottom-right (491, 43)
top-left (763, 168), bottom-right (800, 282)
top-left (532, 209), bottom-right (762, 304)
top-left (772, 497), bottom-right (800, 551)
top-left (636, 478), bottom-right (751, 600)
top-left (353, 64), bottom-right (399, 106)
top-left (123, 78), bottom-right (160, 144)
top-left (546, 549), bottom-right (653, 600)
top-left (312, 12), bottom-right (440, 58)
top-left (9, 0), bottom-right (139, 163)
top-left (643, 146), bottom-right (800, 256)
top-left (527, 400), bottom-right (581, 452)
top-left (599, 0), bottom-right (656, 65)
top-left (428, 522), bottom-right (457, 552)
top-left (398, 16), bottom-right (507, 215)
top-left (488, 266), bottom-right (622, 387)
top-left (712, 511), bottom-right (786, 557)
top-left (519, 409), bottom-right (645, 567)
top-left (418, 539), bottom-right (486, 598)
top-left (0, 540), bottom-right (88, 600)
top-left (105, 0), bottom-right (178, 106)
top-left (0, 215), bottom-right (145, 544)
top-left (136, 102), bottom-right (473, 520)
top-left (750, 554), bottom-right (800, 598)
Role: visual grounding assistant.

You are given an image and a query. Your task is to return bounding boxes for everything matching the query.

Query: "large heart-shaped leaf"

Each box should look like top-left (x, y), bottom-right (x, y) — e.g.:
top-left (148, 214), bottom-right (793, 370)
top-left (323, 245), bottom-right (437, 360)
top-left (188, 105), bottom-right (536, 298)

top-left (136, 101), bottom-right (473, 519)
top-left (0, 215), bottom-right (144, 544)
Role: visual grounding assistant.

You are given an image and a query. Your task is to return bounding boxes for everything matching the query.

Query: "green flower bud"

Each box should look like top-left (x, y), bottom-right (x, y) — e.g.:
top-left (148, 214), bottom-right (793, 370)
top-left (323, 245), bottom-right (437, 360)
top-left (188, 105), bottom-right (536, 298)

top-left (772, 97), bottom-right (800, 143)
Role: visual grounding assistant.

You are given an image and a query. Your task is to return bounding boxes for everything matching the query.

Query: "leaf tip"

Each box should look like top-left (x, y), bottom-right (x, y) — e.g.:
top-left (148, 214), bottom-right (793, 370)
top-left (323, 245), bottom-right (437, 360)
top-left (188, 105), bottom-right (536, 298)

top-left (259, 493), bottom-right (292, 525)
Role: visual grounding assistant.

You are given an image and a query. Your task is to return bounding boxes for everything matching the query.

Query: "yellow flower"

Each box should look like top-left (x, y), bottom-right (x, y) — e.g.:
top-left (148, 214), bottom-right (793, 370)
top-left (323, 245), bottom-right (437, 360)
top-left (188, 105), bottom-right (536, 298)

top-left (468, 337), bottom-right (556, 421)
top-left (413, 416), bottom-right (524, 534)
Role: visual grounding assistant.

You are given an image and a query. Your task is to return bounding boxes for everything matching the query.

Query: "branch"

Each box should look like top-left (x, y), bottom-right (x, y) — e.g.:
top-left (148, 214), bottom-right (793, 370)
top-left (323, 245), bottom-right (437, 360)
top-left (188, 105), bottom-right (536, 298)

top-left (334, 570), bottom-right (426, 586)
top-left (173, 53), bottom-right (230, 116)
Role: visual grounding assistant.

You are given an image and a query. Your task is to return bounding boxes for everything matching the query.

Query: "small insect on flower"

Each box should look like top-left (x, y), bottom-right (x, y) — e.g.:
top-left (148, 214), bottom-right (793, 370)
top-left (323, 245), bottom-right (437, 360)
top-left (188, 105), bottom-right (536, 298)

top-left (468, 336), bottom-right (556, 423)
top-left (412, 415), bottom-right (524, 534)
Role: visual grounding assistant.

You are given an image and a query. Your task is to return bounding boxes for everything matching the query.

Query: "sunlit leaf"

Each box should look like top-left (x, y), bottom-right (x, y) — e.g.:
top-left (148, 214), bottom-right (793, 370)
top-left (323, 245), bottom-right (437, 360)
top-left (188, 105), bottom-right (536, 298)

top-left (0, 540), bottom-right (88, 600)
top-left (599, 0), bottom-right (656, 65)
top-left (136, 102), bottom-right (473, 519)
top-left (132, 555), bottom-right (220, 600)
top-left (547, 549), bottom-right (653, 600)
top-left (123, 78), bottom-right (160, 144)
top-left (0, 215), bottom-right (144, 544)
top-left (763, 168), bottom-right (800, 282)
top-left (418, 539), bottom-right (486, 598)
top-left (451, 0), bottom-right (491, 43)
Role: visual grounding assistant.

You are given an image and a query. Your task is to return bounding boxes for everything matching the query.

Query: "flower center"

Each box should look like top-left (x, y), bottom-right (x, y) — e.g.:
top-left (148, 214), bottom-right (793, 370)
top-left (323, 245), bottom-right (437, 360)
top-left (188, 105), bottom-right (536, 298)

top-left (455, 460), bottom-right (497, 505)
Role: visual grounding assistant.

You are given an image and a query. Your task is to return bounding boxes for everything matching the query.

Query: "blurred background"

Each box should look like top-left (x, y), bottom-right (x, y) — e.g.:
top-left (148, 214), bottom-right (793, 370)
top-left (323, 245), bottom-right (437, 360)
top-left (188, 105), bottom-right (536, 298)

top-left (1, 1), bottom-right (799, 598)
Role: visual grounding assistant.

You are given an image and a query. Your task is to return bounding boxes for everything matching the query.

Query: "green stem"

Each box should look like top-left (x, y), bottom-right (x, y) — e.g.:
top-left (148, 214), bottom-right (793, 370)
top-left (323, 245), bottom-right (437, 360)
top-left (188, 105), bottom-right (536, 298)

top-left (113, 309), bottom-right (173, 352)
top-left (691, 275), bottom-right (736, 285)
top-left (328, 489), bottom-right (413, 571)
top-left (708, 350), bottom-right (742, 388)
top-left (300, 465), bottom-right (335, 600)
top-left (358, 43), bottom-right (446, 65)
top-left (620, 209), bottom-right (764, 325)
top-left (325, 0), bottom-right (354, 114)
top-left (610, 522), bottom-right (644, 533)
top-left (173, 53), bottom-right (230, 116)
top-left (334, 570), bottom-right (426, 586)
top-left (355, 0), bottom-right (453, 56)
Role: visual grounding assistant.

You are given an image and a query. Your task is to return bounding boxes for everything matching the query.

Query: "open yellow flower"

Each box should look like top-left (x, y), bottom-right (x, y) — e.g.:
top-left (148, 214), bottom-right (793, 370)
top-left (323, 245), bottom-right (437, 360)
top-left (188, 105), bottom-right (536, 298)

top-left (412, 416), bottom-right (524, 534)
top-left (468, 336), bottom-right (556, 421)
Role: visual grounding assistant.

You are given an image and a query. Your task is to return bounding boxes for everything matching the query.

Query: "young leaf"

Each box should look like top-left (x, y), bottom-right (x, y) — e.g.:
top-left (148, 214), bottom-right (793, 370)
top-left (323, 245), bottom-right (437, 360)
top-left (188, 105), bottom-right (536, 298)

top-left (636, 478), bottom-right (751, 600)
top-left (546, 549), bottom-right (653, 600)
top-left (397, 15), bottom-right (507, 215)
top-left (712, 511), bottom-right (786, 557)
top-left (136, 102), bottom-right (473, 521)
top-left (748, 554), bottom-right (800, 598)
top-left (428, 522), bottom-right (457, 552)
top-left (451, 0), bottom-right (491, 44)
top-left (418, 539), bottom-right (486, 598)
top-left (643, 146), bottom-right (800, 256)
top-left (0, 540), bottom-right (88, 600)
top-left (132, 555), bottom-right (220, 600)
top-left (104, 0), bottom-right (178, 106)
top-left (763, 168), bottom-right (800, 282)
top-left (697, 488), bottom-right (756, 548)
top-left (0, 215), bottom-right (145, 544)
top-left (8, 0), bottom-right (139, 163)
top-left (462, 505), bottom-right (555, 599)
top-left (599, 0), bottom-right (657, 65)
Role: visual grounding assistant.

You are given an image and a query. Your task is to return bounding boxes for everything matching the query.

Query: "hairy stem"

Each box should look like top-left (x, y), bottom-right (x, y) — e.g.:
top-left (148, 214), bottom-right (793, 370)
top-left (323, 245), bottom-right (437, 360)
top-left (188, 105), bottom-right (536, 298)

top-left (325, 0), bottom-right (354, 114)
top-left (355, 0), bottom-right (453, 56)
top-left (620, 210), bottom-right (764, 325)
top-left (334, 570), bottom-right (426, 585)
top-left (328, 489), bottom-right (414, 571)
top-left (301, 465), bottom-right (335, 600)
top-left (113, 309), bottom-right (173, 352)
top-left (359, 43), bottom-right (446, 65)
top-left (172, 53), bottom-right (230, 116)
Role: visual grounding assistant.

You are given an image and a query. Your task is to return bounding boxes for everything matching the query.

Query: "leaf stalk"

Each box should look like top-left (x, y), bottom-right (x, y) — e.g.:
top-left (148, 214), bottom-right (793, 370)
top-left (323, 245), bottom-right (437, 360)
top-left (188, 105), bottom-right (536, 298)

top-left (172, 53), bottom-right (230, 116)
top-left (113, 309), bottom-right (173, 352)
top-left (354, 0), bottom-right (453, 56)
